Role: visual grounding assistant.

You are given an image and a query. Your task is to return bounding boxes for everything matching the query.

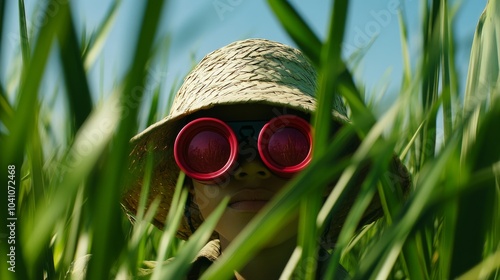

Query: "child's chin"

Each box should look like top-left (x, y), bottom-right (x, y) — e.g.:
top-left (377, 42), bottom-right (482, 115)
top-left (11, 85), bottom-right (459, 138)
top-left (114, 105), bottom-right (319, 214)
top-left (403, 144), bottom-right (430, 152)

top-left (228, 200), bottom-right (268, 212)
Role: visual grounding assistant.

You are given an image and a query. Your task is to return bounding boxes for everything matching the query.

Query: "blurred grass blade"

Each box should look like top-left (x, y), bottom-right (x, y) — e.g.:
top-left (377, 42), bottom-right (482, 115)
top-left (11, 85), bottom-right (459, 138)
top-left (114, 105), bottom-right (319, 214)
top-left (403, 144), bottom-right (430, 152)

top-left (439, 0), bottom-right (455, 144)
top-left (135, 150), bottom-right (156, 221)
top-left (85, 0), bottom-right (166, 278)
top-left (267, 0), bottom-right (321, 67)
top-left (0, 0), bottom-right (5, 58)
top-left (337, 72), bottom-right (377, 137)
top-left (437, 3), bottom-right (461, 278)
top-left (451, 98), bottom-right (500, 277)
top-left (18, 0), bottom-right (30, 65)
top-left (25, 105), bottom-right (49, 278)
top-left (22, 96), bottom-right (120, 267)
top-left (326, 150), bottom-right (386, 279)
top-left (1, 0), bottom-right (497, 278)
top-left (57, 2), bottom-right (93, 131)
top-left (147, 85), bottom-right (160, 124)
top-left (0, 84), bottom-right (14, 129)
top-left (151, 172), bottom-right (188, 278)
top-left (280, 247), bottom-right (302, 279)
top-left (2, 0), bottom-right (65, 164)
top-left (59, 186), bottom-right (85, 272)
top-left (266, 1), bottom-right (359, 278)
top-left (320, 99), bottom-right (409, 278)
top-left (201, 124), bottom-right (359, 280)
top-left (456, 249), bottom-right (500, 280)
top-left (303, 1), bottom-right (352, 277)
top-left (355, 138), bottom-right (459, 279)
top-left (1, 1), bottom-right (69, 279)
top-left (398, 9), bottom-right (412, 90)
top-left (314, 0), bottom-right (349, 154)
top-left (158, 197), bottom-right (228, 280)
top-left (454, 0), bottom-right (500, 277)
top-left (123, 150), bottom-right (157, 274)
top-left (461, 1), bottom-right (499, 161)
top-left (83, 0), bottom-right (122, 70)
top-left (418, 0), bottom-right (442, 168)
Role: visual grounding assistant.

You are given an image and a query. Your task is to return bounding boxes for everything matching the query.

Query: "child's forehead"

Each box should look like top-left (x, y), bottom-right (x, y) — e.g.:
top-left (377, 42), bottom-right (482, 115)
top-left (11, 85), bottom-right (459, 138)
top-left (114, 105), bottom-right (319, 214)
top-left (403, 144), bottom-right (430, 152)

top-left (189, 104), bottom-right (310, 122)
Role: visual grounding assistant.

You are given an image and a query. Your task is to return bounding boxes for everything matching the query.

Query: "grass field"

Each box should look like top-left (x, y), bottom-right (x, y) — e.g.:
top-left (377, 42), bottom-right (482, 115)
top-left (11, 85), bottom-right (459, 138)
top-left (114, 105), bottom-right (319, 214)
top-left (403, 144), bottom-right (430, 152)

top-left (0, 0), bottom-right (499, 279)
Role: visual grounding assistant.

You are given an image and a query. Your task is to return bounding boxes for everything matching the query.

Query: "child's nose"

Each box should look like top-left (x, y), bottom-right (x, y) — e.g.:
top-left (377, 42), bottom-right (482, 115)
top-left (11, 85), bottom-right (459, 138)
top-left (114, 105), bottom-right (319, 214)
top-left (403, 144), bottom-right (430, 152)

top-left (233, 161), bottom-right (271, 180)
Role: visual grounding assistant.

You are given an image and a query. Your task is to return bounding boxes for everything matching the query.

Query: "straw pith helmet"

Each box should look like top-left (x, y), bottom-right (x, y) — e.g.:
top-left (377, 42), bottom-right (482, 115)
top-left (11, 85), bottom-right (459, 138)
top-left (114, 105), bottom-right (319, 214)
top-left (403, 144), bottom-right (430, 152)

top-left (121, 38), bottom-right (410, 245)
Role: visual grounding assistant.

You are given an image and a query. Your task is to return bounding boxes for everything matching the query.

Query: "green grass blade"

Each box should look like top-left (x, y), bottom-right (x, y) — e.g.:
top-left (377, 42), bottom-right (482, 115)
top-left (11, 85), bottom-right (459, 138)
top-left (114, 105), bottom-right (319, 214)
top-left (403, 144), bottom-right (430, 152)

top-left (301, 1), bottom-right (353, 274)
top-left (147, 83), bottom-right (161, 125)
top-left (314, 0), bottom-right (349, 154)
top-left (321, 99), bottom-right (409, 278)
top-left (436, 3), bottom-right (461, 278)
top-left (326, 153), bottom-right (387, 279)
top-left (25, 105), bottom-right (49, 278)
top-left (57, 2), bottom-right (93, 131)
top-left (122, 149), bottom-right (157, 275)
top-left (0, 84), bottom-right (14, 130)
top-left (440, 0), bottom-right (454, 145)
top-left (157, 197), bottom-right (228, 280)
top-left (451, 98), bottom-right (500, 277)
top-left (83, 0), bottom-right (122, 70)
top-left (18, 0), bottom-right (30, 65)
top-left (136, 151), bottom-right (156, 222)
top-left (2, 0), bottom-right (497, 279)
top-left (297, 198), bottom-right (321, 279)
top-left (2, 0), bottom-right (64, 164)
top-left (456, 249), bottom-right (500, 280)
top-left (200, 123), bottom-right (359, 280)
top-left (22, 97), bottom-right (121, 269)
top-left (398, 9), bottom-right (412, 90)
top-left (325, 126), bottom-right (401, 278)
top-left (337, 77), bottom-right (377, 137)
top-left (461, 1), bottom-right (499, 161)
top-left (1, 2), bottom-right (69, 278)
top-left (150, 172), bottom-right (188, 277)
top-left (85, 0), bottom-right (167, 278)
top-left (419, 0), bottom-right (442, 168)
top-left (266, 0), bottom-right (321, 67)
top-left (455, 0), bottom-right (500, 276)
top-left (0, 0), bottom-right (5, 58)
top-left (58, 186), bottom-right (86, 274)
top-left (355, 139), bottom-right (459, 279)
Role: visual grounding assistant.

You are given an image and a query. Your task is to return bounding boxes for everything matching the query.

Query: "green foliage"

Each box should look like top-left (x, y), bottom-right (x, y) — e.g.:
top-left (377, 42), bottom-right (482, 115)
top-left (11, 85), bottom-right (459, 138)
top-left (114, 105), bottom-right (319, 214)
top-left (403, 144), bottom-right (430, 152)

top-left (0, 0), bottom-right (498, 279)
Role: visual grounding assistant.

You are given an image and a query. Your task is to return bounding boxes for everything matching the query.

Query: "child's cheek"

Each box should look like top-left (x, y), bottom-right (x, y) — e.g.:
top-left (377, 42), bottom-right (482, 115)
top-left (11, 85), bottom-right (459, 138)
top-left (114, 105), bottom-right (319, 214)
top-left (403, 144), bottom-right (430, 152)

top-left (193, 182), bottom-right (225, 218)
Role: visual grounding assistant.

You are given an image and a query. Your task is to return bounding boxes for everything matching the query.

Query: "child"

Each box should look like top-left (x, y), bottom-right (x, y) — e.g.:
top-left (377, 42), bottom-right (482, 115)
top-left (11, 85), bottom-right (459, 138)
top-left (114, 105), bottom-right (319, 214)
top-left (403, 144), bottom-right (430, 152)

top-left (122, 38), bottom-right (410, 279)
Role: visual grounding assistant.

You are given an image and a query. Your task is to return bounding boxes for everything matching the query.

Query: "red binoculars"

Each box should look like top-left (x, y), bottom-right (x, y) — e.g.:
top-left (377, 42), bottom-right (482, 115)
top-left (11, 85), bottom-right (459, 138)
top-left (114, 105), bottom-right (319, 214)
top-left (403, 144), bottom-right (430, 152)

top-left (174, 115), bottom-right (312, 184)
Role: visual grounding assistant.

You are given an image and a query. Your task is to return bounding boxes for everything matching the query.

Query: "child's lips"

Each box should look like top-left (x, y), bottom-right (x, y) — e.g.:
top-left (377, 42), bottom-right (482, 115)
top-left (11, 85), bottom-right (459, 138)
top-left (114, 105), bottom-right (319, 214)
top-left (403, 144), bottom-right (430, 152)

top-left (228, 189), bottom-right (274, 212)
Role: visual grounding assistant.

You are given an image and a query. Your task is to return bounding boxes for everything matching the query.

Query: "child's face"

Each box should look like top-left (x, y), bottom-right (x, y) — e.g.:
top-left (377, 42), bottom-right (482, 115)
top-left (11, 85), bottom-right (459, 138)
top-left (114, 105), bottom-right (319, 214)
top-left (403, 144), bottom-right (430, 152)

top-left (188, 104), bottom-right (306, 245)
top-left (192, 161), bottom-right (297, 245)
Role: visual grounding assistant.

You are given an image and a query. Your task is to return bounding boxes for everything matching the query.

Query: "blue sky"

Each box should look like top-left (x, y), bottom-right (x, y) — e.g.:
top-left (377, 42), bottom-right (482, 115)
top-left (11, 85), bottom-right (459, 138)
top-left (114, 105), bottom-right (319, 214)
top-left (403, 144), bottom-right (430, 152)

top-left (1, 0), bottom-right (487, 120)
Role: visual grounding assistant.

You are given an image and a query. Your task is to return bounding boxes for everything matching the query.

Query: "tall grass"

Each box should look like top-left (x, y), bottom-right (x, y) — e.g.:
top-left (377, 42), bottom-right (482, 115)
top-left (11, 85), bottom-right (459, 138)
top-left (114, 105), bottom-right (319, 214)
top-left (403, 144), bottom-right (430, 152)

top-left (0, 0), bottom-right (498, 279)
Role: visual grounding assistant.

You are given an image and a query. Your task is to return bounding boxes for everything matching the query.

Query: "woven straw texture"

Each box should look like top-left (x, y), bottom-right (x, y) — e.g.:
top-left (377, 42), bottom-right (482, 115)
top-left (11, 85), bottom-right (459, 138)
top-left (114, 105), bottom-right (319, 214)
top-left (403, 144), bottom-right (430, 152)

top-left (121, 38), bottom-right (410, 246)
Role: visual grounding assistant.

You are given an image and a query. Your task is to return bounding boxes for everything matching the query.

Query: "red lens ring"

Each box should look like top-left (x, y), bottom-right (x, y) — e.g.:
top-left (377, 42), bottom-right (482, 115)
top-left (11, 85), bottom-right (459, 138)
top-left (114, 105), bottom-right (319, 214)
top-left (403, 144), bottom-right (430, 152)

top-left (258, 115), bottom-right (312, 177)
top-left (174, 118), bottom-right (238, 183)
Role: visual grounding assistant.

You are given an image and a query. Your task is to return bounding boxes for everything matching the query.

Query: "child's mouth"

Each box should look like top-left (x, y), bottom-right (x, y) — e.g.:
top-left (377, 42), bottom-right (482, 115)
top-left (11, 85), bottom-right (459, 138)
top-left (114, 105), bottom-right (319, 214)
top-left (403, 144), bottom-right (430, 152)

top-left (228, 188), bottom-right (273, 212)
